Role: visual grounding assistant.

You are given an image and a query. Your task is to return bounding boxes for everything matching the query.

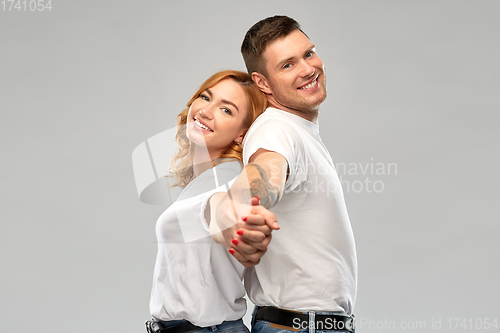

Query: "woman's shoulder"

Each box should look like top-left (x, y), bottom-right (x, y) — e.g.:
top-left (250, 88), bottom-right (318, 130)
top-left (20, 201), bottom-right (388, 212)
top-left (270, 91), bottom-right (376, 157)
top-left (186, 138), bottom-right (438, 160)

top-left (212, 158), bottom-right (243, 184)
top-left (213, 157), bottom-right (243, 167)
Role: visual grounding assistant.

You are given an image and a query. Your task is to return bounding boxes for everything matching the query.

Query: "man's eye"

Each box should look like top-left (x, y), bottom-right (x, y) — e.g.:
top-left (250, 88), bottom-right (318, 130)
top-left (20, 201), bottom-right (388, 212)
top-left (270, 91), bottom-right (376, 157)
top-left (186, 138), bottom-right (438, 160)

top-left (222, 108), bottom-right (232, 115)
top-left (306, 52), bottom-right (313, 58)
top-left (283, 63), bottom-right (291, 69)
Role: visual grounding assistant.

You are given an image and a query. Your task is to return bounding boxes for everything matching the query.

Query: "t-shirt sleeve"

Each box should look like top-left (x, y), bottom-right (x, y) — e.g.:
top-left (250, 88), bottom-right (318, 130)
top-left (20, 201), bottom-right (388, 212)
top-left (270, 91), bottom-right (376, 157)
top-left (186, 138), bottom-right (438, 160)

top-left (175, 160), bottom-right (243, 243)
top-left (243, 119), bottom-right (305, 192)
top-left (197, 161), bottom-right (242, 232)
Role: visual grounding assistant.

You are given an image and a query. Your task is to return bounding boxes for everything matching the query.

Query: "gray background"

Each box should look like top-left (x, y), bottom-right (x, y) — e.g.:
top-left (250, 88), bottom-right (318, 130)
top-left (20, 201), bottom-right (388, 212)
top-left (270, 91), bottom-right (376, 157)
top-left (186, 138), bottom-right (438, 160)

top-left (1, 0), bottom-right (499, 332)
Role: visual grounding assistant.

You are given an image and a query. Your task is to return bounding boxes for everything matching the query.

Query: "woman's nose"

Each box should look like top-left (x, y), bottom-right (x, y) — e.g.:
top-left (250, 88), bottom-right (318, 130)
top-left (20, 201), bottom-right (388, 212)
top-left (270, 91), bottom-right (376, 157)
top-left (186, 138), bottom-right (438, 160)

top-left (199, 105), bottom-right (213, 119)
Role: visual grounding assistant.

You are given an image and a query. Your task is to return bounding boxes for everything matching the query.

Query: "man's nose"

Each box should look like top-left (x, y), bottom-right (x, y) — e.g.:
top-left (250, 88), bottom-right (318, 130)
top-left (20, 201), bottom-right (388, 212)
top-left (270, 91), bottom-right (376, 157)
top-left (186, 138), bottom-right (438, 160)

top-left (299, 60), bottom-right (315, 78)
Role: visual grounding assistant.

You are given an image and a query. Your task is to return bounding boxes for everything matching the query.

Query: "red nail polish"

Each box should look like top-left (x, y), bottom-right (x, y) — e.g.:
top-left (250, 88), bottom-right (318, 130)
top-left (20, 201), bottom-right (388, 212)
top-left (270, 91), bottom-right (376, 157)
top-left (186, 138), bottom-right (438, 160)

top-left (242, 216), bottom-right (247, 221)
top-left (237, 230), bottom-right (244, 235)
top-left (228, 249), bottom-right (234, 254)
top-left (254, 196), bottom-right (259, 200)
top-left (232, 239), bottom-right (238, 245)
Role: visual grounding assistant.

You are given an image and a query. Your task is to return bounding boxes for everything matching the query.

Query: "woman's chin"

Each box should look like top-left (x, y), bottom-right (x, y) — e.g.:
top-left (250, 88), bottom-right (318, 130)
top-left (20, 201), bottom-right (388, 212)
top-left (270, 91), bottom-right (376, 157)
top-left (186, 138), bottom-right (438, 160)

top-left (186, 129), bottom-right (208, 148)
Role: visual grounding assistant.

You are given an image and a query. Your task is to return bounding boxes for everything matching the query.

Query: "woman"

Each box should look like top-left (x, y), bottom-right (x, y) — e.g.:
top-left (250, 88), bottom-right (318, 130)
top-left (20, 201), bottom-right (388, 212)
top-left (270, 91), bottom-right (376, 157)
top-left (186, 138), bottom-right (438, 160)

top-left (147, 70), bottom-right (268, 333)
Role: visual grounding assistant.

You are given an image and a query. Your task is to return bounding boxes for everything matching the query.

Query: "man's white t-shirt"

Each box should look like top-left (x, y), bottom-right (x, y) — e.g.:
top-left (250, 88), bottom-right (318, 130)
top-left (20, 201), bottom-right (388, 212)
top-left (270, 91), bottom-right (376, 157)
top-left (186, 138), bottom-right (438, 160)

top-left (242, 108), bottom-right (357, 315)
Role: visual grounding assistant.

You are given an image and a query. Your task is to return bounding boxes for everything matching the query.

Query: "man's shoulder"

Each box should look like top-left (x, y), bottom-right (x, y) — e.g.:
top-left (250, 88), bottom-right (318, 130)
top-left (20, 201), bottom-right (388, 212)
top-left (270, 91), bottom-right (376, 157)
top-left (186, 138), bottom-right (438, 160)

top-left (257, 107), bottom-right (295, 120)
top-left (247, 108), bottom-right (298, 133)
top-left (242, 108), bottom-right (306, 160)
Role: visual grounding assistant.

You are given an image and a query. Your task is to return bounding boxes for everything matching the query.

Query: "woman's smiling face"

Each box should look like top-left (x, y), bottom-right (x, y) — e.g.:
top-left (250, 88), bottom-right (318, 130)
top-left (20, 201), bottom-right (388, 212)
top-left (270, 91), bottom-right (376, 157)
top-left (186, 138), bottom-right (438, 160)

top-left (186, 78), bottom-right (250, 158)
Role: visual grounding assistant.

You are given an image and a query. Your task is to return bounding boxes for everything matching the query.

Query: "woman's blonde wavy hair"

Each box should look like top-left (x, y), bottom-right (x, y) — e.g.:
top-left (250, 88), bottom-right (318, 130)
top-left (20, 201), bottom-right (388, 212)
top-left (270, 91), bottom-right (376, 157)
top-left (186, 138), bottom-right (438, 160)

top-left (169, 70), bottom-right (267, 188)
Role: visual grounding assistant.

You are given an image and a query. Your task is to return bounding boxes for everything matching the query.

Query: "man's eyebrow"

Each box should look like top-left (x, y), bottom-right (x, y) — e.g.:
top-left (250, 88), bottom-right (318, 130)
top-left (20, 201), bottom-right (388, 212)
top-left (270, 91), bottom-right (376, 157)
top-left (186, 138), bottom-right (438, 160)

top-left (221, 99), bottom-right (239, 113)
top-left (275, 44), bottom-right (316, 70)
top-left (276, 56), bottom-right (294, 70)
top-left (306, 45), bottom-right (316, 54)
top-left (303, 45), bottom-right (316, 58)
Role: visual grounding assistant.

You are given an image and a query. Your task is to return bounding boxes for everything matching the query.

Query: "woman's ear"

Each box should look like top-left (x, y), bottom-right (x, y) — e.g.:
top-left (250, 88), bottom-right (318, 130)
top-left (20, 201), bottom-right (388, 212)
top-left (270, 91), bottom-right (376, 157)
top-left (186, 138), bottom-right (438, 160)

top-left (234, 132), bottom-right (244, 145)
top-left (252, 72), bottom-right (272, 95)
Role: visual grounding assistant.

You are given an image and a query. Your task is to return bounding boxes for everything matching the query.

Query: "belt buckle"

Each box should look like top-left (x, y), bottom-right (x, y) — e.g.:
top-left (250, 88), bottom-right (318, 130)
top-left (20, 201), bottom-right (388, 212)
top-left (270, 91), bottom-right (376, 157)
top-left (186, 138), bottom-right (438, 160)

top-left (308, 311), bottom-right (315, 333)
top-left (145, 320), bottom-right (154, 333)
top-left (145, 320), bottom-right (166, 333)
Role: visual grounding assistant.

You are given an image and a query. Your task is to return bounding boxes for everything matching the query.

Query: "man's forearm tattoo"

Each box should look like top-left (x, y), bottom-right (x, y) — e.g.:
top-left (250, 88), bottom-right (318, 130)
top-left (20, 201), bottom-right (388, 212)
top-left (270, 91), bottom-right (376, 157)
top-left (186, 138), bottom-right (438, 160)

top-left (246, 163), bottom-right (281, 209)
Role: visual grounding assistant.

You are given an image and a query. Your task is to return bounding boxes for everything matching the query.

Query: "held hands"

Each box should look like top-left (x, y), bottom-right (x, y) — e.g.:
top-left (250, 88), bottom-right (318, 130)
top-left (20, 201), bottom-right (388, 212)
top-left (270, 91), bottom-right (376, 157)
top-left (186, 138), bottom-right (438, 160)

top-left (208, 193), bottom-right (279, 267)
top-left (228, 196), bottom-right (279, 267)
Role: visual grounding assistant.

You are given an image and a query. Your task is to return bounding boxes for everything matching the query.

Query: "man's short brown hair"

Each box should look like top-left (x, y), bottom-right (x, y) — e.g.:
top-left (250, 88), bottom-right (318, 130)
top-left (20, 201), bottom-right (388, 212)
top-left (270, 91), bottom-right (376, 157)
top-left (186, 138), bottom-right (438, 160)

top-left (241, 15), bottom-right (306, 78)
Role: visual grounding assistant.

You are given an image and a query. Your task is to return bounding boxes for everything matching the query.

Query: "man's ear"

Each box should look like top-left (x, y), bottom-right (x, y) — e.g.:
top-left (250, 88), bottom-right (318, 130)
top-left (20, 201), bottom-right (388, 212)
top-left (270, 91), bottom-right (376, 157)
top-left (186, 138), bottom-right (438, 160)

top-left (251, 72), bottom-right (272, 95)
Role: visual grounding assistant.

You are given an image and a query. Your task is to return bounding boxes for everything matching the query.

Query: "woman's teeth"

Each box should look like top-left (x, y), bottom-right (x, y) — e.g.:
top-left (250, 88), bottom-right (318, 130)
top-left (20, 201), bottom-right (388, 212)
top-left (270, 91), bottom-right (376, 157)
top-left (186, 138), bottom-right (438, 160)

top-left (194, 118), bottom-right (213, 131)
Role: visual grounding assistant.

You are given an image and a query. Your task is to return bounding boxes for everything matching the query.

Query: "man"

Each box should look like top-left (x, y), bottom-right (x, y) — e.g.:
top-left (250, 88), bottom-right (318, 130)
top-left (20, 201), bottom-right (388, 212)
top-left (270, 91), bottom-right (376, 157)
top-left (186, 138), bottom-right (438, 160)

top-left (209, 16), bottom-right (357, 333)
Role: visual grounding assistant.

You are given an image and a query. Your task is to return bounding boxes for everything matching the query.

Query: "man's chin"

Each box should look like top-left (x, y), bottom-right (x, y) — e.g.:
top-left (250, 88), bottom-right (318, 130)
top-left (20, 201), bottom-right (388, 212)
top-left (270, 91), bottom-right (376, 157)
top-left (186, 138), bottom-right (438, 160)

top-left (303, 91), bottom-right (327, 110)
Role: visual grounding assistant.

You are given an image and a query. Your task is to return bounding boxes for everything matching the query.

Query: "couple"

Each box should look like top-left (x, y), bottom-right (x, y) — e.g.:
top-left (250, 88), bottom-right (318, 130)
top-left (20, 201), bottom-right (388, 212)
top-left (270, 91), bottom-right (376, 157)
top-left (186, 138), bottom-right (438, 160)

top-left (146, 16), bottom-right (357, 333)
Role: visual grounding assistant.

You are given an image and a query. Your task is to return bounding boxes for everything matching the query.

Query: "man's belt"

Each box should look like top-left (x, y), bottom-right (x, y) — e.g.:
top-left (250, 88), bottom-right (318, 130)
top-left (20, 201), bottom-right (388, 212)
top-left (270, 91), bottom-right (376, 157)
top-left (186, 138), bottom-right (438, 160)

top-left (255, 306), bottom-right (355, 332)
top-left (145, 320), bottom-right (201, 333)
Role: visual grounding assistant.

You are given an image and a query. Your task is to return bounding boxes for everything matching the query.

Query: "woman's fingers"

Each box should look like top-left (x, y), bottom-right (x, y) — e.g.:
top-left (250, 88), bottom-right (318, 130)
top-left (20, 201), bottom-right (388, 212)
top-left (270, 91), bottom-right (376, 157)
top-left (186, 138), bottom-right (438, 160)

top-left (228, 249), bottom-right (256, 268)
top-left (228, 247), bottom-right (265, 267)
top-left (236, 228), bottom-right (268, 243)
top-left (237, 221), bottom-right (272, 236)
top-left (231, 237), bottom-right (258, 254)
top-left (233, 232), bottom-right (271, 252)
top-left (242, 212), bottom-right (265, 225)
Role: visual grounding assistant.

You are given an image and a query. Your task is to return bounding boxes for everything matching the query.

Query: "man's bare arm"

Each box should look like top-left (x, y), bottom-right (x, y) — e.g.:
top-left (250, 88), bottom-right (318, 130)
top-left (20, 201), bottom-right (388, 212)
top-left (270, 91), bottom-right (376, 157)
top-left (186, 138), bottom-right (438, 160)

top-left (245, 163), bottom-right (281, 209)
top-left (236, 148), bottom-right (288, 210)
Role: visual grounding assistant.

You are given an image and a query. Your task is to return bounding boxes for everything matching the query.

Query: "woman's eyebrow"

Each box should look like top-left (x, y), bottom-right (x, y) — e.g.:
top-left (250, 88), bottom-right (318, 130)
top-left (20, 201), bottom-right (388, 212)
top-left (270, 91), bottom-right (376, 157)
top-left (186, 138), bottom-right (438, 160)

top-left (221, 99), bottom-right (239, 113)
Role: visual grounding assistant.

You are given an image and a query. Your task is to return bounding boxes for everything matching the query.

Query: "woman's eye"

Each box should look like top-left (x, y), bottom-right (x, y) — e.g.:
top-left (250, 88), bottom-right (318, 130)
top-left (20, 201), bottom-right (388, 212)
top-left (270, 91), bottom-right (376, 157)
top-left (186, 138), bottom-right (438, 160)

top-left (222, 108), bottom-right (232, 115)
top-left (200, 94), bottom-right (209, 101)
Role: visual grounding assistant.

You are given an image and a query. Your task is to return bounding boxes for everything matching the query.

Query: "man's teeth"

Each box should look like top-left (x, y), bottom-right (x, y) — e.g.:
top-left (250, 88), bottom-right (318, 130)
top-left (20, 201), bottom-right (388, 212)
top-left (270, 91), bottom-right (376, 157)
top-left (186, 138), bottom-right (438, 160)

top-left (299, 78), bottom-right (317, 90)
top-left (195, 118), bottom-right (212, 131)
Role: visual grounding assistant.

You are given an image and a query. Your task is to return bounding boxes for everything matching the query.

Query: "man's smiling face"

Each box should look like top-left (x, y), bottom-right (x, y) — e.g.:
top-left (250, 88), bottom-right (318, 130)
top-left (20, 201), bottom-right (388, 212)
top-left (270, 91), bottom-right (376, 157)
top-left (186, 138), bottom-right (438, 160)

top-left (258, 29), bottom-right (327, 117)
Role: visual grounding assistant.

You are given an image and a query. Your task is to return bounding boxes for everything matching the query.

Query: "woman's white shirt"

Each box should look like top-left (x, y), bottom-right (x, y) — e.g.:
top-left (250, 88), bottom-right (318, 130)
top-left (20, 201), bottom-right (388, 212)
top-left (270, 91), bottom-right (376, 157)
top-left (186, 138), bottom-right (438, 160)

top-left (149, 160), bottom-right (246, 327)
